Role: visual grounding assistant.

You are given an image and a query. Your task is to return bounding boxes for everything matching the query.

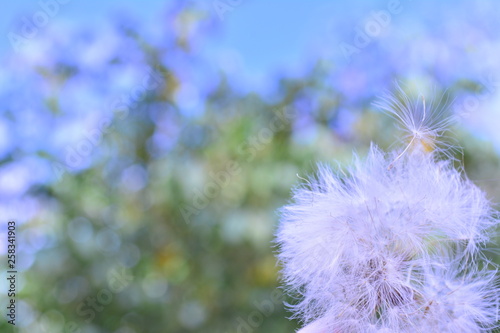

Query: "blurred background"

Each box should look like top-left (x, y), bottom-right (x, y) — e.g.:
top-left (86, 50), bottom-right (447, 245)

top-left (1, 0), bottom-right (500, 332)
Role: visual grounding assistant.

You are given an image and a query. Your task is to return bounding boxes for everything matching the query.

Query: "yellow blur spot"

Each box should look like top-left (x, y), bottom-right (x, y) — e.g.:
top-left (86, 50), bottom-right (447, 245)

top-left (416, 137), bottom-right (436, 153)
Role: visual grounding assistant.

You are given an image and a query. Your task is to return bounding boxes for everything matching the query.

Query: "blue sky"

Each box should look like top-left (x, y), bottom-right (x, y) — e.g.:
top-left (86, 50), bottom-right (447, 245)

top-left (0, 0), bottom-right (348, 83)
top-left (2, 0), bottom-right (499, 147)
top-left (0, 0), bottom-right (439, 87)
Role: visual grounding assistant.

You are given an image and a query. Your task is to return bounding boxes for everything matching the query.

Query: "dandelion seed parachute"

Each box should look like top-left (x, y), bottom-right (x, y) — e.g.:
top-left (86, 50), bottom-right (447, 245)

top-left (373, 84), bottom-right (455, 153)
top-left (275, 86), bottom-right (500, 332)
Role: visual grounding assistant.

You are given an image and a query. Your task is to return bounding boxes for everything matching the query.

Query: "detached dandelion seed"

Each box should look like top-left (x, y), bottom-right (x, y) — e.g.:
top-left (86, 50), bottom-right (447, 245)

top-left (275, 84), bottom-right (500, 332)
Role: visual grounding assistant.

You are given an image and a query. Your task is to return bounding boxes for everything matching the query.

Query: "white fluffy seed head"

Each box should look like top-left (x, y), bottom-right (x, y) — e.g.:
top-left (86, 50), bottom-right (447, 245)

top-left (276, 87), bottom-right (500, 332)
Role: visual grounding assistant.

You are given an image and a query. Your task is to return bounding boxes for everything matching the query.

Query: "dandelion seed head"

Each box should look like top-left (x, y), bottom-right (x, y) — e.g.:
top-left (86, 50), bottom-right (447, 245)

top-left (276, 85), bottom-right (500, 332)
